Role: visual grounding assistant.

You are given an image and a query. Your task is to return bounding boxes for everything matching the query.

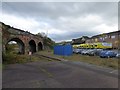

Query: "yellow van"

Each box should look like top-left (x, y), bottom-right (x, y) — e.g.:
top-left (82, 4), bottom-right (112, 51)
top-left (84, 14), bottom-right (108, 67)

top-left (93, 42), bottom-right (112, 49)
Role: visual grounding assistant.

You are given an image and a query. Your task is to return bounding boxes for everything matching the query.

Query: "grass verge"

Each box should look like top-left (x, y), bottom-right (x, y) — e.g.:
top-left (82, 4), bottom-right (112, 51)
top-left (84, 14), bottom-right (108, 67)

top-left (2, 52), bottom-right (56, 67)
top-left (37, 50), bottom-right (118, 69)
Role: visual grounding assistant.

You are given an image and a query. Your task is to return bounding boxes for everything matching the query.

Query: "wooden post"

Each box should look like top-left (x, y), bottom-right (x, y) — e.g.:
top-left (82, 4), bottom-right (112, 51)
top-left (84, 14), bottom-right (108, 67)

top-left (29, 51), bottom-right (32, 61)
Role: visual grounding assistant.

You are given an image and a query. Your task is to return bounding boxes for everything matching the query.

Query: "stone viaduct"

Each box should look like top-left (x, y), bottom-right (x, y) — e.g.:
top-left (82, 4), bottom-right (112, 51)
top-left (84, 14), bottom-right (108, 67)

top-left (1, 22), bottom-right (44, 54)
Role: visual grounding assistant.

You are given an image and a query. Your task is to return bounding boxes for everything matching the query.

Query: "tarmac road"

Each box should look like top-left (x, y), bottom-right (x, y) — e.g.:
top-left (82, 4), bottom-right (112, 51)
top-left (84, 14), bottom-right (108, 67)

top-left (2, 60), bottom-right (118, 88)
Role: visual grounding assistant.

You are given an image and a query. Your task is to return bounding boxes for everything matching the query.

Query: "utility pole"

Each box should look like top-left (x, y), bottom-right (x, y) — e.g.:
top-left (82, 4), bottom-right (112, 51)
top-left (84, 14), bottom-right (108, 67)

top-left (46, 29), bottom-right (48, 52)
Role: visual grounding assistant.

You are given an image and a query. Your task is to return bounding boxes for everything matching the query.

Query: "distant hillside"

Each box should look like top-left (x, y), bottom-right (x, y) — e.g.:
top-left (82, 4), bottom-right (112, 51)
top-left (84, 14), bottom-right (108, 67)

top-left (56, 41), bottom-right (72, 45)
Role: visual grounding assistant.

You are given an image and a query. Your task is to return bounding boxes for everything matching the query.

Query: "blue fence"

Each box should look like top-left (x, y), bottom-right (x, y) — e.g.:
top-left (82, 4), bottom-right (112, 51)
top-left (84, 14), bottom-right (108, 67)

top-left (54, 45), bottom-right (73, 56)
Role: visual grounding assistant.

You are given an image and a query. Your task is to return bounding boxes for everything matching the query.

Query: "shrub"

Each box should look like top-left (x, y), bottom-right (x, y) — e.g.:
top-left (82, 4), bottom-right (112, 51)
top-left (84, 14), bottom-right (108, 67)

top-left (3, 53), bottom-right (17, 64)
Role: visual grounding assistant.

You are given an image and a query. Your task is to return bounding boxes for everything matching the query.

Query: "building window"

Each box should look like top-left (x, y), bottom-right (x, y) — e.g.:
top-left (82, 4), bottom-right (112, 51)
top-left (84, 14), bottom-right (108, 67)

top-left (111, 35), bottom-right (115, 39)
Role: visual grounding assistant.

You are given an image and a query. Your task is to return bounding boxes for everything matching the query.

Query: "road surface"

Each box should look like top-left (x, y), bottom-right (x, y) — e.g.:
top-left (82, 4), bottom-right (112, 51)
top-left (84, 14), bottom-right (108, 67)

top-left (2, 60), bottom-right (118, 88)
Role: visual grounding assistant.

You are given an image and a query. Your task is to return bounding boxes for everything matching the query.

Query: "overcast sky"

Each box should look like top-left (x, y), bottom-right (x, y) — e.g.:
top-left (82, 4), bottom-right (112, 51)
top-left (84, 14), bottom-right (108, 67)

top-left (1, 2), bottom-right (118, 42)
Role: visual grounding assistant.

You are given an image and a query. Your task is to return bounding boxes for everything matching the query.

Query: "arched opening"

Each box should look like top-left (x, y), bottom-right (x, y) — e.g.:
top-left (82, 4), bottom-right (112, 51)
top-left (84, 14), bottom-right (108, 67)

top-left (29, 40), bottom-right (36, 53)
top-left (6, 38), bottom-right (25, 54)
top-left (38, 42), bottom-right (43, 51)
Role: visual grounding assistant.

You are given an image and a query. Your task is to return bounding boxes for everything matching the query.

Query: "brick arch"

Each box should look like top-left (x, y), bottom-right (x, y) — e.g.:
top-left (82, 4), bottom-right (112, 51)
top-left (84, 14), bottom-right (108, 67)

top-left (6, 38), bottom-right (25, 54)
top-left (29, 39), bottom-right (36, 53)
top-left (2, 22), bottom-right (44, 54)
top-left (38, 42), bottom-right (43, 51)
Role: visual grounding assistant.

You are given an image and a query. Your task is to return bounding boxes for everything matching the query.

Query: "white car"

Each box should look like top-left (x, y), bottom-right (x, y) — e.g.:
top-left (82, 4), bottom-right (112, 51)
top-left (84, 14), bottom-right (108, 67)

top-left (116, 53), bottom-right (120, 58)
top-left (73, 49), bottom-right (81, 54)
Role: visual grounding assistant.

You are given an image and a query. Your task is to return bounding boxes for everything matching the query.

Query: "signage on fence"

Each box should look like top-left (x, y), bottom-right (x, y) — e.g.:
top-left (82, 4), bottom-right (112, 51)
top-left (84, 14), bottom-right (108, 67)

top-left (29, 51), bottom-right (32, 55)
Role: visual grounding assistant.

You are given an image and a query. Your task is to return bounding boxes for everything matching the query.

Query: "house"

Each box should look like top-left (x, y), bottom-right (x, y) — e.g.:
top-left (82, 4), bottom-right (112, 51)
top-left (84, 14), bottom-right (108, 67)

top-left (85, 31), bottom-right (120, 49)
top-left (72, 36), bottom-right (90, 45)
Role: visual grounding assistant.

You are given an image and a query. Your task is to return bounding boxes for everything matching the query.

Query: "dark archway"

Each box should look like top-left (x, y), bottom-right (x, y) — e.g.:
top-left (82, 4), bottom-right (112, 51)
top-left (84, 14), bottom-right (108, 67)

top-left (6, 38), bottom-right (25, 54)
top-left (29, 40), bottom-right (36, 53)
top-left (38, 42), bottom-right (43, 51)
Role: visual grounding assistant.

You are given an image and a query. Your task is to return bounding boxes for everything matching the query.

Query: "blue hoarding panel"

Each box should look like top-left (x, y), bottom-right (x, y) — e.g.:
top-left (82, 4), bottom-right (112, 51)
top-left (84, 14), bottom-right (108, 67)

top-left (54, 45), bottom-right (73, 56)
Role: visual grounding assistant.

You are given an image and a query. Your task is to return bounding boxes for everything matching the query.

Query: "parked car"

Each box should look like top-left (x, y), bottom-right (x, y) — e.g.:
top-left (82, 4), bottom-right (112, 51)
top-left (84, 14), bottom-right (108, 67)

top-left (81, 49), bottom-right (86, 55)
top-left (88, 49), bottom-right (97, 56)
top-left (85, 49), bottom-right (93, 55)
top-left (116, 52), bottom-right (120, 58)
top-left (99, 51), bottom-right (117, 58)
top-left (73, 49), bottom-right (76, 53)
top-left (95, 49), bottom-right (103, 56)
top-left (73, 49), bottom-right (82, 54)
top-left (77, 49), bottom-right (84, 54)
top-left (81, 49), bottom-right (90, 55)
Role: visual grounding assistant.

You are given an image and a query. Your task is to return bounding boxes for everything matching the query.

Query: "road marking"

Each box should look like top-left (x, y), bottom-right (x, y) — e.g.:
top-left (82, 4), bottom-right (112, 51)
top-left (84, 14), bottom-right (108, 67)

top-left (63, 59), bottom-right (68, 61)
top-left (109, 70), bottom-right (117, 73)
top-left (40, 68), bottom-right (53, 78)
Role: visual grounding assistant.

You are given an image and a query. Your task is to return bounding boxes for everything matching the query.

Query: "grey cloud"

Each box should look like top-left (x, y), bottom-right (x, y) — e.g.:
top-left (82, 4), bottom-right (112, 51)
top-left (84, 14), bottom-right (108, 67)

top-left (2, 2), bottom-right (117, 25)
top-left (2, 2), bottom-right (117, 19)
top-left (1, 2), bottom-right (118, 42)
top-left (49, 30), bottom-right (100, 42)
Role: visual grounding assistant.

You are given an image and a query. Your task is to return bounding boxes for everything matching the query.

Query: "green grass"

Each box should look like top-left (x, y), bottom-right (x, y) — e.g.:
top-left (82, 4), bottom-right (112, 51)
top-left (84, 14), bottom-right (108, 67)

top-left (2, 52), bottom-right (56, 65)
top-left (2, 50), bottom-right (118, 69)
top-left (37, 50), bottom-right (118, 69)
